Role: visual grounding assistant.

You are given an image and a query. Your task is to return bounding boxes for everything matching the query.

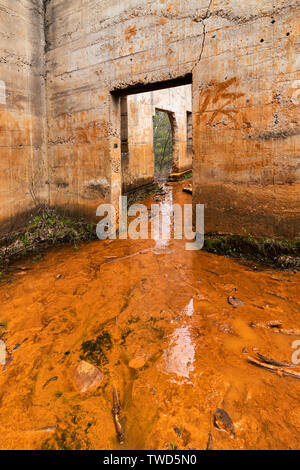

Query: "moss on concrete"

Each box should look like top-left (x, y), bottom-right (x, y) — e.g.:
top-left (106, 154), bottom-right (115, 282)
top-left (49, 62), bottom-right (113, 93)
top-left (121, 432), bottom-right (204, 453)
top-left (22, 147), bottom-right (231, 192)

top-left (80, 331), bottom-right (113, 367)
top-left (0, 208), bottom-right (97, 272)
top-left (203, 233), bottom-right (300, 270)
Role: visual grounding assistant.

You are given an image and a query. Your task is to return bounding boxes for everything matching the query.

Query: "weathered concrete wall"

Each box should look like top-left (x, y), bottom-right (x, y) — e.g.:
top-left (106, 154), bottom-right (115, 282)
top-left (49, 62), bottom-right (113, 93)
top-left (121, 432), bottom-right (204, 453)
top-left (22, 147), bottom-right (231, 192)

top-left (193, 1), bottom-right (300, 237)
top-left (122, 85), bottom-right (192, 193)
top-left (0, 0), bottom-right (47, 235)
top-left (28, 0), bottom-right (299, 237)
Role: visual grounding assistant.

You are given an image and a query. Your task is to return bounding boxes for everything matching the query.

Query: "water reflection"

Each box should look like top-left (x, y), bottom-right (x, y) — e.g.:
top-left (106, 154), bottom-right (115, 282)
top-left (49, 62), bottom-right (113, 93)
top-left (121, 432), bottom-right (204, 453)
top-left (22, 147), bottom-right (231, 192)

top-left (164, 326), bottom-right (195, 384)
top-left (182, 298), bottom-right (194, 317)
top-left (152, 185), bottom-right (173, 253)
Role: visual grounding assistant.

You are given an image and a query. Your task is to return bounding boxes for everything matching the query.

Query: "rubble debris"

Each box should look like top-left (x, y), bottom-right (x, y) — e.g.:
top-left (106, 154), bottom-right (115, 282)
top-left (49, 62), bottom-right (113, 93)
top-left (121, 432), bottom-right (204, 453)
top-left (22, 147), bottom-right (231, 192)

top-left (250, 321), bottom-right (300, 336)
top-left (218, 322), bottom-right (236, 335)
top-left (80, 331), bottom-right (112, 367)
top-left (11, 343), bottom-right (22, 353)
top-left (42, 376), bottom-right (58, 390)
top-left (73, 361), bottom-right (104, 393)
top-left (112, 386), bottom-right (125, 445)
top-left (268, 292), bottom-right (286, 300)
top-left (256, 352), bottom-right (296, 369)
top-left (213, 408), bottom-right (235, 437)
top-left (228, 296), bottom-right (244, 307)
top-left (253, 304), bottom-right (265, 310)
top-left (247, 355), bottom-right (300, 379)
top-left (32, 426), bottom-right (56, 434)
top-left (279, 328), bottom-right (300, 336)
top-left (265, 320), bottom-right (283, 328)
top-left (10, 337), bottom-right (28, 354)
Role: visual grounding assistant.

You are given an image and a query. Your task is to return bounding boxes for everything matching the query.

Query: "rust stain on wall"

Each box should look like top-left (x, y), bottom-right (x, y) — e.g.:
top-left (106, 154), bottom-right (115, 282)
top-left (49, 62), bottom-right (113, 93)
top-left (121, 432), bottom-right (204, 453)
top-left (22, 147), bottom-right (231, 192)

top-left (125, 25), bottom-right (137, 41)
top-left (198, 78), bottom-right (245, 125)
top-left (0, 0), bottom-right (299, 238)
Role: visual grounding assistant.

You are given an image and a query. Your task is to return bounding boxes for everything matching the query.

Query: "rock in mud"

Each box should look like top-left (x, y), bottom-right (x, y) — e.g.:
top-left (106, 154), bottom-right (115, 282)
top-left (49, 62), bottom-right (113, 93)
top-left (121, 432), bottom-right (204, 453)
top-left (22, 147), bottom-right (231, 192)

top-left (218, 323), bottom-right (236, 335)
top-left (214, 408), bottom-right (235, 437)
top-left (277, 255), bottom-right (300, 269)
top-left (228, 296), bottom-right (244, 307)
top-left (267, 320), bottom-right (283, 328)
top-left (129, 357), bottom-right (146, 369)
top-left (73, 360), bottom-right (104, 393)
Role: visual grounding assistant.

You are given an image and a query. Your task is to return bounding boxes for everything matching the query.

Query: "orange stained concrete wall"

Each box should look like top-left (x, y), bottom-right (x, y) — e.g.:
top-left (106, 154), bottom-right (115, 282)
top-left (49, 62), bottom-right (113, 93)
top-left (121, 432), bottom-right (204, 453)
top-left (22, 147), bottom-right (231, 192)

top-left (0, 1), bottom-right (299, 238)
top-left (44, 0), bottom-right (300, 237)
top-left (0, 0), bottom-right (47, 235)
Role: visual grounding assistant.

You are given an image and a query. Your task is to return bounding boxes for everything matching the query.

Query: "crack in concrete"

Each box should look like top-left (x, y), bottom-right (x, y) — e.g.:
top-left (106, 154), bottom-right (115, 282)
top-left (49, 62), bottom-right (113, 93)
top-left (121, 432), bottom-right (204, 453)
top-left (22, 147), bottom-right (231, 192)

top-left (191, 0), bottom-right (297, 72)
top-left (192, 0), bottom-right (213, 71)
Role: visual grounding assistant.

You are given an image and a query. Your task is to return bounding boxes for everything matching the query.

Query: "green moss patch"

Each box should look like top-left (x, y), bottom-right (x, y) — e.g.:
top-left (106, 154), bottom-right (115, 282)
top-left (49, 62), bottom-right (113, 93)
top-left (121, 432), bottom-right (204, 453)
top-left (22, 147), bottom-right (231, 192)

top-left (41, 406), bottom-right (92, 450)
top-left (168, 170), bottom-right (192, 182)
top-left (80, 331), bottom-right (112, 367)
top-left (203, 234), bottom-right (300, 270)
top-left (0, 208), bottom-right (97, 272)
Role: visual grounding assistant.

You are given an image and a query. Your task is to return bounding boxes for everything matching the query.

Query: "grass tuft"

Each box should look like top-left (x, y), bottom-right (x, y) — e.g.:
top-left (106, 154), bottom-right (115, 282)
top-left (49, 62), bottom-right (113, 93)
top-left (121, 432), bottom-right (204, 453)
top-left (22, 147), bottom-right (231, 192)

top-left (0, 208), bottom-right (97, 272)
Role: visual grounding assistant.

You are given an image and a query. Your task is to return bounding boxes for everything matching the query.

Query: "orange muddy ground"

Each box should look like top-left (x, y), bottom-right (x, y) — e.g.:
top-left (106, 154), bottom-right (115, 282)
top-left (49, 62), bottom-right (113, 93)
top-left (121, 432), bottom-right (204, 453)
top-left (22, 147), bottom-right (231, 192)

top-left (0, 181), bottom-right (299, 450)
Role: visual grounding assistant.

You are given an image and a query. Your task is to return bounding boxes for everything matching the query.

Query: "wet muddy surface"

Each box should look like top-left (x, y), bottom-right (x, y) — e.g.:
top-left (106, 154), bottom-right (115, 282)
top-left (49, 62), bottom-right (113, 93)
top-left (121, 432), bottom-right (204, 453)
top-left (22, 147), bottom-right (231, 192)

top-left (0, 181), bottom-right (299, 450)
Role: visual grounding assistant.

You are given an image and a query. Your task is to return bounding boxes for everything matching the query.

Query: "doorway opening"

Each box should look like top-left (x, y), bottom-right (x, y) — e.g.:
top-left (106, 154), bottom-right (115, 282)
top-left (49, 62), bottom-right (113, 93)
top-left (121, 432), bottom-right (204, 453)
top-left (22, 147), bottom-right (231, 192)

top-left (115, 77), bottom-right (193, 197)
top-left (153, 109), bottom-right (174, 183)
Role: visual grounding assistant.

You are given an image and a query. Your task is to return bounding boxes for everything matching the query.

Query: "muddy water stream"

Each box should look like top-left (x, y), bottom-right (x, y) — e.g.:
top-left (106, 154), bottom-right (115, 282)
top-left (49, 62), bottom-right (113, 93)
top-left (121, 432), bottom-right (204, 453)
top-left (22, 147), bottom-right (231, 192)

top-left (0, 181), bottom-right (299, 450)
